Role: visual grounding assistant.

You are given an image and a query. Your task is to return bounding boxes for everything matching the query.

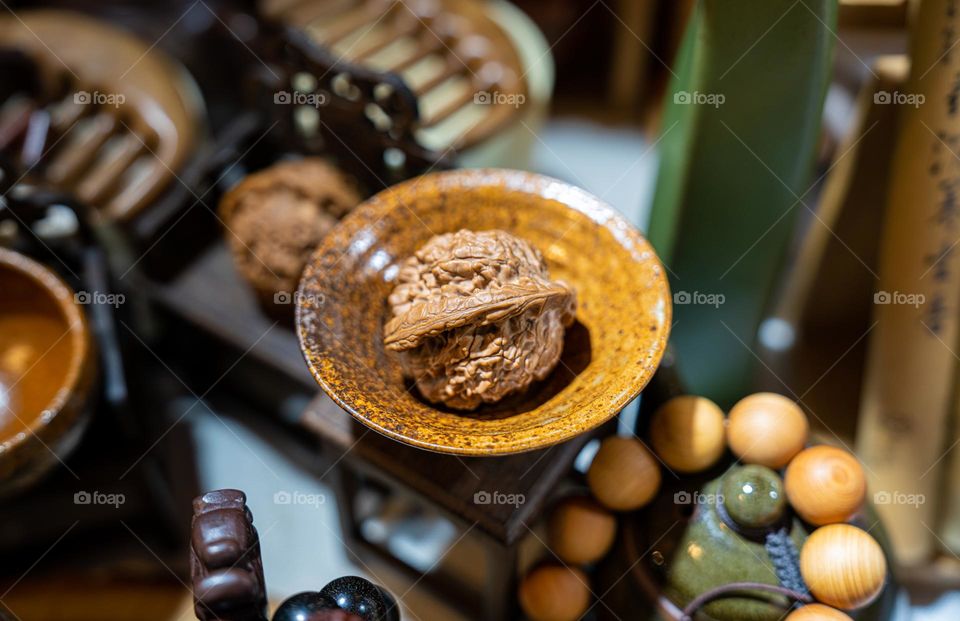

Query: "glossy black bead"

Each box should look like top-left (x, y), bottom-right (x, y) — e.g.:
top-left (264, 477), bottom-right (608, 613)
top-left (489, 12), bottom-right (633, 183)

top-left (272, 591), bottom-right (339, 621)
top-left (319, 576), bottom-right (391, 621)
top-left (376, 587), bottom-right (401, 621)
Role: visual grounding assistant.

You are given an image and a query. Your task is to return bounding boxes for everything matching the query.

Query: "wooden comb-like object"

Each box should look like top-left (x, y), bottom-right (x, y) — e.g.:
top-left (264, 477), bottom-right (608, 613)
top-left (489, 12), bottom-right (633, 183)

top-left (0, 10), bottom-right (204, 222)
top-left (260, 0), bottom-right (527, 155)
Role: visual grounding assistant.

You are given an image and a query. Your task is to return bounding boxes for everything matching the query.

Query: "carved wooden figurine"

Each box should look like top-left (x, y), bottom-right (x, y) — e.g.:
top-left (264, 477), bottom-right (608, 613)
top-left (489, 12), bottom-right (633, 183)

top-left (190, 489), bottom-right (400, 621)
top-left (190, 489), bottom-right (268, 621)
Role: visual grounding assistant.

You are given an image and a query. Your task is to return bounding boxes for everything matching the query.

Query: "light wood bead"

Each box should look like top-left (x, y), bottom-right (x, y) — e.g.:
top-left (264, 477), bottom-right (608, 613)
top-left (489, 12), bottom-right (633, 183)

top-left (727, 392), bottom-right (809, 468)
top-left (784, 446), bottom-right (866, 525)
top-left (650, 395), bottom-right (726, 473)
top-left (799, 524), bottom-right (886, 610)
top-left (547, 496), bottom-right (617, 564)
top-left (587, 436), bottom-right (661, 511)
top-left (785, 603), bottom-right (853, 621)
top-left (518, 564), bottom-right (591, 621)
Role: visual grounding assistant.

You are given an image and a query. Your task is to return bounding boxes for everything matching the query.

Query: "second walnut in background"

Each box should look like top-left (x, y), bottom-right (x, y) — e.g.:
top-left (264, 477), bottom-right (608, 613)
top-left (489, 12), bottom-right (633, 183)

top-left (219, 158), bottom-right (361, 306)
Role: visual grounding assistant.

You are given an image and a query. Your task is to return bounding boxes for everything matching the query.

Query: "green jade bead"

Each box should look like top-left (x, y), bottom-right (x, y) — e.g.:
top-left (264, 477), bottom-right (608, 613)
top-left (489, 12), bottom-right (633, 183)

top-left (721, 464), bottom-right (786, 529)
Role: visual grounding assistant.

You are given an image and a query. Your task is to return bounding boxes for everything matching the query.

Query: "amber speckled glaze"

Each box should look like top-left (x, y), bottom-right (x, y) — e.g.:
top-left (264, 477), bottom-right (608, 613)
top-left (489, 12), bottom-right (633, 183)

top-left (0, 248), bottom-right (95, 494)
top-left (296, 169), bottom-right (671, 455)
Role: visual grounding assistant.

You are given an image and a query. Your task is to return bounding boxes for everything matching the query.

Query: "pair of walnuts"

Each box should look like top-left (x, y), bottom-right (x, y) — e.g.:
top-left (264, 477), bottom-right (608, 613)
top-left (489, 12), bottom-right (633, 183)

top-left (384, 229), bottom-right (577, 410)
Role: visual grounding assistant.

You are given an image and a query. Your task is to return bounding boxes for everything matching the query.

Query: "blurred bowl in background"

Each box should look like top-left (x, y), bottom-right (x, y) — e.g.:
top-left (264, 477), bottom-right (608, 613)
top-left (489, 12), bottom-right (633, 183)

top-left (0, 248), bottom-right (96, 495)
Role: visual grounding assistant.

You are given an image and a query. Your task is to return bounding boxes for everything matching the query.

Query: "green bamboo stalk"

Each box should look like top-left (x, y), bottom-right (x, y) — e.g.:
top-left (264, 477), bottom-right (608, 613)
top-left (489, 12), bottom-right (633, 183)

top-left (648, 0), bottom-right (837, 406)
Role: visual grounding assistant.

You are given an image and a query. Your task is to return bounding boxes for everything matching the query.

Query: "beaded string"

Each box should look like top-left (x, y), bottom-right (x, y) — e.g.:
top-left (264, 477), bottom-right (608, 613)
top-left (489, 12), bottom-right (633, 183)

top-left (765, 528), bottom-right (809, 598)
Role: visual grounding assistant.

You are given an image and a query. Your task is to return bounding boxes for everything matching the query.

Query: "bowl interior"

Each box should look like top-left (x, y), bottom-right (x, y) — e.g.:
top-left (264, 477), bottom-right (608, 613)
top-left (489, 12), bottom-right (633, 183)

top-left (0, 253), bottom-right (83, 445)
top-left (297, 169), bottom-right (670, 455)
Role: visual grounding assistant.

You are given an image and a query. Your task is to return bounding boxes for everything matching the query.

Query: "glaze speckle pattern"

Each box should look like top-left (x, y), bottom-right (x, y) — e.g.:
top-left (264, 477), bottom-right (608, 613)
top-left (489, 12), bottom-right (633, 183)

top-left (296, 169), bottom-right (671, 455)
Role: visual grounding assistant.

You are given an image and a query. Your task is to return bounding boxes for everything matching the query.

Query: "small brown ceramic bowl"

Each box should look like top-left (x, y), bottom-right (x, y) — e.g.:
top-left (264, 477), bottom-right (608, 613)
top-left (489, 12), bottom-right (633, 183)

top-left (296, 169), bottom-right (671, 455)
top-left (0, 248), bottom-right (95, 494)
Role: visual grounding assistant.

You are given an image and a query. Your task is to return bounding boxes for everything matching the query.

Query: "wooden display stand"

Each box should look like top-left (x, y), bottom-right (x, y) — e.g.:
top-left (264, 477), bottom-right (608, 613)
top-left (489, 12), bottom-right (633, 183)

top-left (144, 240), bottom-right (605, 620)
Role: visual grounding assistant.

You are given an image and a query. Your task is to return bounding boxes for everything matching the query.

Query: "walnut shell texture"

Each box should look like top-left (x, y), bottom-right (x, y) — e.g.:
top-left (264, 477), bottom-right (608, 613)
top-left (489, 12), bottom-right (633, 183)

top-left (220, 158), bottom-right (361, 299)
top-left (384, 229), bottom-right (576, 410)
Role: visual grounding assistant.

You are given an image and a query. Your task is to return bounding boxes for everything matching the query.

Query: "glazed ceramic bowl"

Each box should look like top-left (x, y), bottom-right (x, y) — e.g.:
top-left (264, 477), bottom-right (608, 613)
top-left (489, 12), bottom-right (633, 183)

top-left (0, 248), bottom-right (95, 494)
top-left (296, 169), bottom-right (671, 455)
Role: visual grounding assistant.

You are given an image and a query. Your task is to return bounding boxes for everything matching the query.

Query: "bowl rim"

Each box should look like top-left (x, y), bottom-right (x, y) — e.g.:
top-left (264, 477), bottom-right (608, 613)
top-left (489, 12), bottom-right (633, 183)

top-left (0, 247), bottom-right (92, 453)
top-left (296, 168), bottom-right (672, 455)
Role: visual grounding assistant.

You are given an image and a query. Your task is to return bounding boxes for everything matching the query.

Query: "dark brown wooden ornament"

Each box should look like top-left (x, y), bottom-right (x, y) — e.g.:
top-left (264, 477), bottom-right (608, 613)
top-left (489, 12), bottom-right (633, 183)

top-left (190, 489), bottom-right (268, 621)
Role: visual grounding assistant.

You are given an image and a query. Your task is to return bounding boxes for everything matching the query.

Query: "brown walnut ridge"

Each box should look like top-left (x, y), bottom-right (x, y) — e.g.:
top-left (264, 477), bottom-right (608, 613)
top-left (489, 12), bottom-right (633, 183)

top-left (385, 229), bottom-right (577, 410)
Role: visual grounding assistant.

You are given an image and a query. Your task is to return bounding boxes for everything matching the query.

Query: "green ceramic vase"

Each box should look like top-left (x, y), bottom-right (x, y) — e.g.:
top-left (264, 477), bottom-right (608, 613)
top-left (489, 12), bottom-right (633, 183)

top-left (648, 0), bottom-right (837, 407)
